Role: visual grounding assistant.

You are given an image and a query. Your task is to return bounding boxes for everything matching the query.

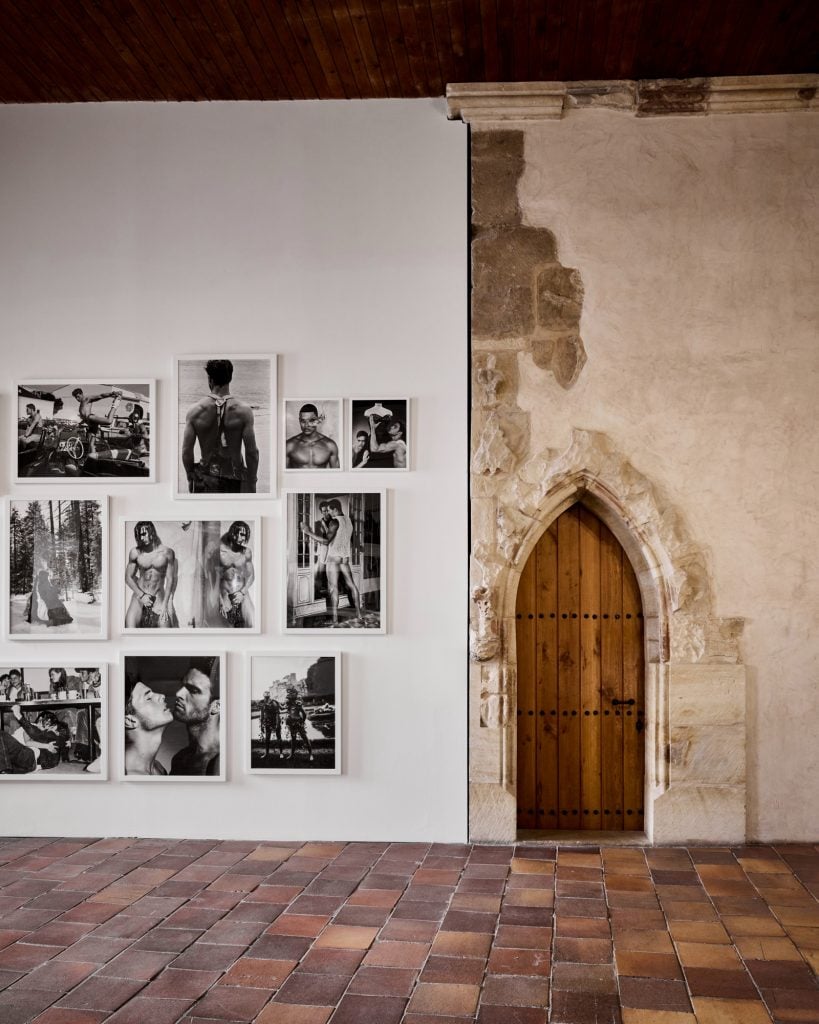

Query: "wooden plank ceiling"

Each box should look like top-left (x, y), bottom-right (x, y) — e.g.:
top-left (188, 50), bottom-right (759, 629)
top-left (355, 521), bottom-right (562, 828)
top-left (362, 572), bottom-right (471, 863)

top-left (1, 1), bottom-right (817, 103)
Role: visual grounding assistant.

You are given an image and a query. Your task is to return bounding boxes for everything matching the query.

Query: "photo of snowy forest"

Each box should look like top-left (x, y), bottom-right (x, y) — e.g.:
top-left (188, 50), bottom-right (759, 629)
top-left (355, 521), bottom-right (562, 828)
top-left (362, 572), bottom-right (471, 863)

top-left (8, 498), bottom-right (106, 638)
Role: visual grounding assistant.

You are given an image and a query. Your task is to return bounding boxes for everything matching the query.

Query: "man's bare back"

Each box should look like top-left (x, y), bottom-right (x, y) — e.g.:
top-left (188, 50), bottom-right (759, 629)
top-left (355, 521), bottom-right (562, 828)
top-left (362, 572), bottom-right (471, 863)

top-left (182, 396), bottom-right (258, 493)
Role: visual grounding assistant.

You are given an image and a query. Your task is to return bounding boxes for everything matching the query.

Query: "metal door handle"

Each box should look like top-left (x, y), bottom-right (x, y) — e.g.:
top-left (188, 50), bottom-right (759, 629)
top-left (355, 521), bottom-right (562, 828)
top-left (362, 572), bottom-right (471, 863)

top-left (611, 698), bottom-right (635, 706)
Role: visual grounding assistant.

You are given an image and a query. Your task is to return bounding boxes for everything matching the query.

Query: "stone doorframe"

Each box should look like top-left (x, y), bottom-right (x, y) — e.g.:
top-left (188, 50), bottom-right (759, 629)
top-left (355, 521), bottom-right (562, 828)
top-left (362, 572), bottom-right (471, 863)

top-left (470, 427), bottom-right (748, 844)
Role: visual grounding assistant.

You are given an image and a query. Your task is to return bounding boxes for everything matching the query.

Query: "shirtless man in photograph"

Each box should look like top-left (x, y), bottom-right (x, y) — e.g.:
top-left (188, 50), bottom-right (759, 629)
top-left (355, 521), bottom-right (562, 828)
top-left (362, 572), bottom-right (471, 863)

top-left (20, 403), bottom-right (42, 449)
top-left (171, 660), bottom-right (221, 777)
top-left (124, 676), bottom-right (173, 776)
top-left (72, 386), bottom-right (123, 454)
top-left (369, 413), bottom-right (407, 469)
top-left (301, 498), bottom-right (362, 626)
top-left (182, 359), bottom-right (259, 493)
top-left (212, 521), bottom-right (255, 628)
top-left (286, 404), bottom-right (340, 469)
top-left (125, 521), bottom-right (179, 629)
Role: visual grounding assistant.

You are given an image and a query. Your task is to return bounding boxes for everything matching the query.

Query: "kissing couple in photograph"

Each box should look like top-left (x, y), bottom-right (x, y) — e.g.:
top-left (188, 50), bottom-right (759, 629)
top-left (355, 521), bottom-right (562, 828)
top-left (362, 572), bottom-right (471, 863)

top-left (124, 658), bottom-right (221, 777)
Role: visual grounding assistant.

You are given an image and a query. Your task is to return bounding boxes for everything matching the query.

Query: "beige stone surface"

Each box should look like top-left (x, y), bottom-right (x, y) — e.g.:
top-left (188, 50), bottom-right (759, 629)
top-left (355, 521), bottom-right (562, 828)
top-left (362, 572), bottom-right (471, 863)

top-left (517, 110), bottom-right (818, 841)
top-left (470, 782), bottom-right (517, 842)
top-left (669, 725), bottom-right (745, 785)
top-left (652, 785), bottom-right (746, 844)
top-left (669, 665), bottom-right (746, 725)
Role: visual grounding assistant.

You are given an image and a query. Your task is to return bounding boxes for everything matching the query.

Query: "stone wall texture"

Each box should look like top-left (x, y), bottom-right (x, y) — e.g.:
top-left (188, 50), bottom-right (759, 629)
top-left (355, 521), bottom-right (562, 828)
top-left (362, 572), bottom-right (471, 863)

top-left (469, 108), bottom-right (818, 844)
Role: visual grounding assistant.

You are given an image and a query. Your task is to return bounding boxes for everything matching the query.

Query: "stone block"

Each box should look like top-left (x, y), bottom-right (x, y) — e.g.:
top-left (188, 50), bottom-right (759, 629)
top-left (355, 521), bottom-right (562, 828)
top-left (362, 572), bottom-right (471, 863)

top-left (469, 783), bottom-right (517, 843)
top-left (669, 724), bottom-right (745, 785)
top-left (536, 265), bottom-right (583, 330)
top-left (530, 332), bottom-right (587, 389)
top-left (470, 130), bottom-right (524, 228)
top-left (669, 664), bottom-right (746, 725)
top-left (472, 227), bottom-right (557, 338)
top-left (652, 785), bottom-right (746, 844)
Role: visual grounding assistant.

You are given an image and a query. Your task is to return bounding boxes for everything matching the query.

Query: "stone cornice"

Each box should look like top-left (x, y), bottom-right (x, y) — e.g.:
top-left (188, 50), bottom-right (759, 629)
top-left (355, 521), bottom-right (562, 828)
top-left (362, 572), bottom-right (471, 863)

top-left (447, 74), bottom-right (819, 125)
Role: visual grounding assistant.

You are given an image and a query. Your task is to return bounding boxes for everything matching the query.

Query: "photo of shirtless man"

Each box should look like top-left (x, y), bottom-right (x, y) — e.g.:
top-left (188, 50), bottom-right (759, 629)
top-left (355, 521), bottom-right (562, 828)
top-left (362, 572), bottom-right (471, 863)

top-left (300, 499), bottom-right (362, 627)
top-left (181, 359), bottom-right (259, 494)
top-left (72, 386), bottom-right (123, 454)
top-left (285, 402), bottom-right (341, 470)
top-left (20, 404), bottom-right (42, 450)
top-left (124, 521), bottom-right (179, 629)
top-left (211, 521), bottom-right (255, 628)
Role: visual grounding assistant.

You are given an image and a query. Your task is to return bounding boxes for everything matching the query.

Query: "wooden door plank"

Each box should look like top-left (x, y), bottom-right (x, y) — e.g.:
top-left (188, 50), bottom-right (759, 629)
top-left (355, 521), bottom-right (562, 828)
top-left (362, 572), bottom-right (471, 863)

top-left (579, 506), bottom-right (602, 829)
top-left (535, 521), bottom-right (559, 830)
top-left (515, 549), bottom-right (538, 830)
top-left (622, 553), bottom-right (645, 831)
top-left (600, 521), bottom-right (624, 830)
top-left (557, 506), bottom-right (581, 830)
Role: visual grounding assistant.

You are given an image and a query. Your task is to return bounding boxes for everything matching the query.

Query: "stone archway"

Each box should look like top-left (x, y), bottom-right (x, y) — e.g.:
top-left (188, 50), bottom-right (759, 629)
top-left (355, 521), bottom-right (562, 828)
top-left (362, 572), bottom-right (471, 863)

top-left (469, 427), bottom-right (747, 844)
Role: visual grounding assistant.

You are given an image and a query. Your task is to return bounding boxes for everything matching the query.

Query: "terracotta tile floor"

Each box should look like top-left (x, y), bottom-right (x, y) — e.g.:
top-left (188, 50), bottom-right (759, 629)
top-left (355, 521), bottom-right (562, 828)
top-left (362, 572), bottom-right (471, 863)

top-left (0, 839), bottom-right (816, 1024)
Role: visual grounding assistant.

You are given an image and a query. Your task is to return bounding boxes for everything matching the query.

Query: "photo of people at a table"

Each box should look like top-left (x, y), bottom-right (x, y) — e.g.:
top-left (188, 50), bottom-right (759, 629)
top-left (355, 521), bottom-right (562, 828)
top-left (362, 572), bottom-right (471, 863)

top-left (0, 665), bottom-right (105, 778)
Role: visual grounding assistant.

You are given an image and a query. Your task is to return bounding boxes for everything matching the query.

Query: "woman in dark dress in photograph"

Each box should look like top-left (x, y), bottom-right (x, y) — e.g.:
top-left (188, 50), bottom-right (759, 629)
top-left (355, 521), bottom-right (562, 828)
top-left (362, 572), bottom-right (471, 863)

top-left (24, 570), bottom-right (73, 627)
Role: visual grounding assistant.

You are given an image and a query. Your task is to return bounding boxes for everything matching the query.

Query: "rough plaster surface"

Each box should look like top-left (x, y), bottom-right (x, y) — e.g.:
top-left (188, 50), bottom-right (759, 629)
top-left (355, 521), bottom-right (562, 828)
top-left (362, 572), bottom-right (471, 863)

top-left (517, 110), bottom-right (819, 841)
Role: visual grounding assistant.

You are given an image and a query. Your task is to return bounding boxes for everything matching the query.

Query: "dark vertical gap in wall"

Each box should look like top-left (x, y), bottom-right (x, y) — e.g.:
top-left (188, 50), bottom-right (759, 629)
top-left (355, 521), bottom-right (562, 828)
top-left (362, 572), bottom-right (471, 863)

top-left (466, 122), bottom-right (472, 844)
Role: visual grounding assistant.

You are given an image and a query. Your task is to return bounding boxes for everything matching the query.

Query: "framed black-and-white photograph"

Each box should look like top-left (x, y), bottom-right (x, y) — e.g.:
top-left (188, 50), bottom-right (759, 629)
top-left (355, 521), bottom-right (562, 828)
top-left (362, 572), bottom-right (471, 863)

top-left (14, 380), bottom-right (155, 483)
top-left (174, 356), bottom-right (276, 499)
top-left (6, 497), bottom-right (108, 641)
top-left (0, 664), bottom-right (108, 781)
top-left (120, 654), bottom-right (226, 781)
top-left (120, 518), bottom-right (260, 634)
top-left (284, 490), bottom-right (386, 633)
top-left (246, 653), bottom-right (341, 775)
top-left (349, 399), bottom-right (410, 471)
top-left (283, 399), bottom-right (342, 472)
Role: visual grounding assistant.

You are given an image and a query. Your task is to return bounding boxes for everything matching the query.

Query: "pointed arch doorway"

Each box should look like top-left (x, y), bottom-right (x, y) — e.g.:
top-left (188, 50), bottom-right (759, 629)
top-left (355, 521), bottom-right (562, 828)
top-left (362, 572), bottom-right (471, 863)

top-left (516, 502), bottom-right (645, 833)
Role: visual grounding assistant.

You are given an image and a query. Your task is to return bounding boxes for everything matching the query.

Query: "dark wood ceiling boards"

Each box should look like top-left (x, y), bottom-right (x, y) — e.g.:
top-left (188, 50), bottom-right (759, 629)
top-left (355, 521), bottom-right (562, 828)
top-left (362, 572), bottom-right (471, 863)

top-left (1, 1), bottom-right (817, 103)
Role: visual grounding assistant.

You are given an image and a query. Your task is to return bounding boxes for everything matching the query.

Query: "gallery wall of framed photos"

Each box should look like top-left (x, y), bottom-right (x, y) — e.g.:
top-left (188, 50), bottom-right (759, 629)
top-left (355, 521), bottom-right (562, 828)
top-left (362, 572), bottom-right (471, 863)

top-left (0, 100), bottom-right (468, 842)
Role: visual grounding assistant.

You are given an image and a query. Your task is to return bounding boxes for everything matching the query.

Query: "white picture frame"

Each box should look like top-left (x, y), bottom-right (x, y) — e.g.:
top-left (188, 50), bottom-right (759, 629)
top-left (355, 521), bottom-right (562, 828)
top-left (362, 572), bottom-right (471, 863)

top-left (0, 664), bottom-right (108, 782)
top-left (283, 489), bottom-right (387, 634)
top-left (119, 517), bottom-right (261, 635)
top-left (119, 652), bottom-right (227, 782)
top-left (348, 398), bottom-right (410, 471)
top-left (174, 355), bottom-right (277, 499)
top-left (282, 398), bottom-right (343, 473)
top-left (13, 379), bottom-right (156, 485)
top-left (5, 496), bottom-right (109, 642)
top-left (245, 652), bottom-right (341, 775)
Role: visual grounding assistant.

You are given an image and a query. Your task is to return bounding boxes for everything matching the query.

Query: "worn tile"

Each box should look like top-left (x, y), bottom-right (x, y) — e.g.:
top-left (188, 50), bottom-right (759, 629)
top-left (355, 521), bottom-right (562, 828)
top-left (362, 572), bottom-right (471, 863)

top-left (256, 1005), bottom-right (332, 1024)
top-left (347, 966), bottom-right (418, 997)
top-left (275, 971), bottom-right (349, 1005)
top-left (363, 940), bottom-right (429, 969)
top-left (313, 925), bottom-right (378, 950)
top-left (407, 981), bottom-right (480, 1015)
top-left (691, 997), bottom-right (774, 1023)
top-left (487, 947), bottom-right (550, 977)
top-left (482, 974), bottom-right (550, 1006)
top-left (330, 993), bottom-right (407, 1024)
top-left (189, 984), bottom-right (272, 1020)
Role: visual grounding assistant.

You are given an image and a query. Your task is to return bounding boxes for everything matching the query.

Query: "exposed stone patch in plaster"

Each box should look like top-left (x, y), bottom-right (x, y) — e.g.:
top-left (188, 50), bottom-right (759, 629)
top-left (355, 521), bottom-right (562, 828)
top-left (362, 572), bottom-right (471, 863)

top-left (471, 130), bottom-right (587, 390)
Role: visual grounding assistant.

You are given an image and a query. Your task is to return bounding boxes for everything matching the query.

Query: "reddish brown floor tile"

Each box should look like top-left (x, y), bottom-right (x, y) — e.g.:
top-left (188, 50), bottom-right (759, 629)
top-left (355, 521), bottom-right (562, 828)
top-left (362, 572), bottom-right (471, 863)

top-left (551, 989), bottom-right (623, 1023)
top-left (488, 947), bottom-right (551, 976)
top-left (32, 1010), bottom-right (109, 1024)
top-left (407, 981), bottom-right (481, 1015)
top-left (104, 996), bottom-right (195, 1024)
top-left (330, 993), bottom-right (407, 1024)
top-left (684, 966), bottom-right (760, 999)
top-left (421, 954), bottom-right (485, 984)
top-left (478, 1007), bottom-right (549, 1024)
top-left (56, 976), bottom-right (147, 1012)
top-left (190, 984), bottom-right (272, 1020)
top-left (256, 1005), bottom-right (332, 1024)
top-left (482, 974), bottom-right (550, 1006)
top-left (554, 937), bottom-right (612, 963)
top-left (219, 957), bottom-right (296, 988)
top-left (619, 977), bottom-right (691, 1012)
top-left (275, 970), bottom-right (349, 1005)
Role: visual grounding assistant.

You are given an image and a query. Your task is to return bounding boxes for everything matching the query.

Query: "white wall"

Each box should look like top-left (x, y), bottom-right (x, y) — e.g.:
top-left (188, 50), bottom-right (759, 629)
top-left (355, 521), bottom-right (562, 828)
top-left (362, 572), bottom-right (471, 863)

top-left (518, 109), bottom-right (819, 841)
top-left (0, 100), bottom-right (469, 841)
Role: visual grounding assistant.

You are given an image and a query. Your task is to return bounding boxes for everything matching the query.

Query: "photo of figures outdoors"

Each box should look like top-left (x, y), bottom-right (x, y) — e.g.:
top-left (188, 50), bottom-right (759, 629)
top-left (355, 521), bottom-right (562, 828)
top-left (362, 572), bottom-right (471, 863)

top-left (0, 666), bottom-right (105, 778)
top-left (122, 519), bottom-right (258, 632)
top-left (286, 491), bottom-right (385, 632)
top-left (16, 381), bottom-right (152, 480)
top-left (249, 654), bottom-right (339, 774)
top-left (122, 655), bottom-right (224, 780)
top-left (8, 499), bottom-right (105, 637)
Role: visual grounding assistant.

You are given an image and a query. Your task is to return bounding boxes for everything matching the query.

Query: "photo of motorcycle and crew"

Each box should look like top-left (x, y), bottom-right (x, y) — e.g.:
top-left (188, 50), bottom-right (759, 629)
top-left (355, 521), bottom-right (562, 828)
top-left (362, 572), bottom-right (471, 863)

top-left (15, 380), bottom-right (154, 481)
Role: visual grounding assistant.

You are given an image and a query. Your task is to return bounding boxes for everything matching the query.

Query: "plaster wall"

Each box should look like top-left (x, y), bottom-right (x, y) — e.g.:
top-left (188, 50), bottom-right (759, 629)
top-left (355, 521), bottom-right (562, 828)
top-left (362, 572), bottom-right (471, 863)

top-left (0, 100), bottom-right (469, 841)
top-left (516, 109), bottom-right (819, 841)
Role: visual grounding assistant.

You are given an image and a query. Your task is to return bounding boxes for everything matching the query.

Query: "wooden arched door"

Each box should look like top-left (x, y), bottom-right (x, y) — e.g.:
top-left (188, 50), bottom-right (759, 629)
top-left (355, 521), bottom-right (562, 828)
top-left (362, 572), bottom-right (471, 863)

top-left (516, 503), bottom-right (645, 831)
